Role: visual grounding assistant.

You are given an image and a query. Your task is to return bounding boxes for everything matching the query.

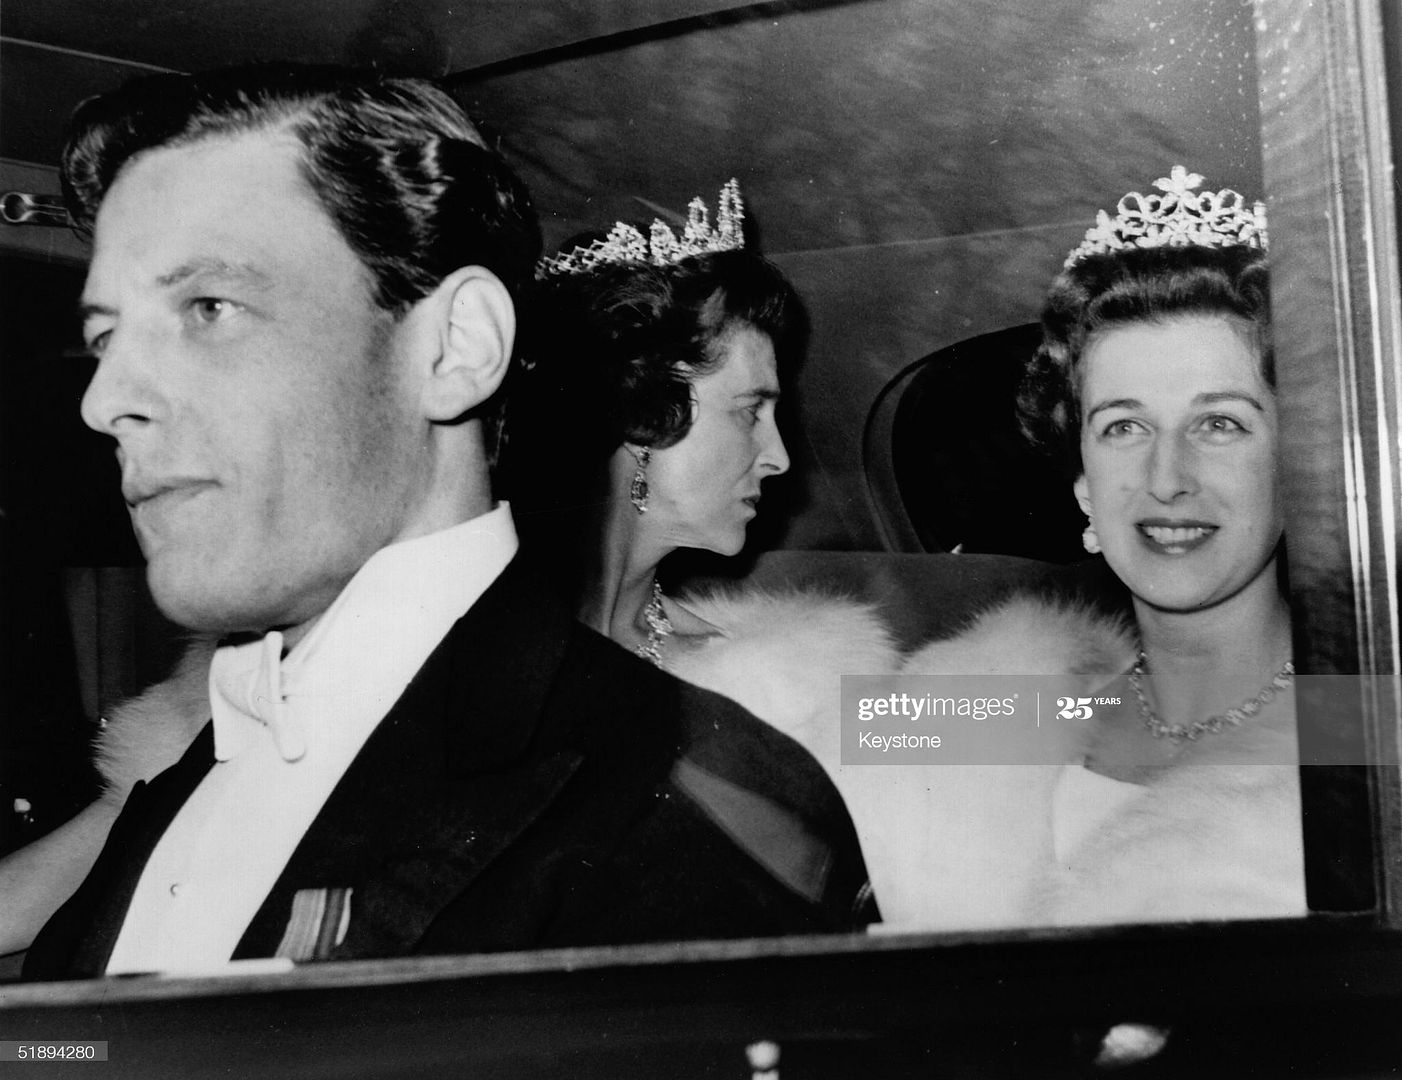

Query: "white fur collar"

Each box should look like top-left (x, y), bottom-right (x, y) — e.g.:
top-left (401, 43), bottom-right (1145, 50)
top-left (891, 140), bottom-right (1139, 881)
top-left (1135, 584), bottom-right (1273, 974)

top-left (94, 637), bottom-right (215, 803)
top-left (881, 593), bottom-right (1303, 930)
top-left (670, 587), bottom-right (900, 766)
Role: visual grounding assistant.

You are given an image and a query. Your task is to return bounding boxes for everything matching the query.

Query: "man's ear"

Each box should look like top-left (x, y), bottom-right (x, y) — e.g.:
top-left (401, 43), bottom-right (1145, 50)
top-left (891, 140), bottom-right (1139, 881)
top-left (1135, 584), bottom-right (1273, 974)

top-left (417, 266), bottom-right (516, 423)
top-left (1073, 474), bottom-right (1092, 516)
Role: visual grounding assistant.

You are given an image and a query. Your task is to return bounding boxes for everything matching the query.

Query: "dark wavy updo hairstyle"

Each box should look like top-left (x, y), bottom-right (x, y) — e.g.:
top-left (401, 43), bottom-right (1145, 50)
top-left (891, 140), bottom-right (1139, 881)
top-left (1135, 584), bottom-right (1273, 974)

top-left (1017, 244), bottom-right (1272, 478)
top-left (502, 247), bottom-right (799, 502)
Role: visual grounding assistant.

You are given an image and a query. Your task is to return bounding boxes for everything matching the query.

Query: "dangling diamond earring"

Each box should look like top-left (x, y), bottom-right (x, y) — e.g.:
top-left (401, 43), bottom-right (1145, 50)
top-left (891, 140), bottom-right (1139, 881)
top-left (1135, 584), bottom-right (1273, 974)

top-left (1082, 512), bottom-right (1101, 554)
top-left (629, 447), bottom-right (651, 514)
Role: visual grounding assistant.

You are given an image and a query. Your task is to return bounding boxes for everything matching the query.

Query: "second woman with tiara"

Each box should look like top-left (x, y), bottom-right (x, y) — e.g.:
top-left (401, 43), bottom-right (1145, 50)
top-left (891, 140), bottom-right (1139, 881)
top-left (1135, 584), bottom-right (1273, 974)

top-left (504, 181), bottom-right (903, 909)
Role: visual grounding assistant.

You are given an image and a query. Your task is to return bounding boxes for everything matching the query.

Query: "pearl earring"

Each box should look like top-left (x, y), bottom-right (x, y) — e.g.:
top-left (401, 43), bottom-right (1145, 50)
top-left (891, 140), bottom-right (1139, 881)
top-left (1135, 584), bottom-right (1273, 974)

top-left (1082, 512), bottom-right (1101, 555)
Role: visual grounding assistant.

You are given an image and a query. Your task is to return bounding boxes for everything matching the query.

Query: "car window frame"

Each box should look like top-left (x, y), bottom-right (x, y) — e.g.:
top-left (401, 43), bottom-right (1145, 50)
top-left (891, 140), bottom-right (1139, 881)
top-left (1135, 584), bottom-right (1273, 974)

top-left (0, 3), bottom-right (1398, 1054)
top-left (1258, 0), bottom-right (1402, 924)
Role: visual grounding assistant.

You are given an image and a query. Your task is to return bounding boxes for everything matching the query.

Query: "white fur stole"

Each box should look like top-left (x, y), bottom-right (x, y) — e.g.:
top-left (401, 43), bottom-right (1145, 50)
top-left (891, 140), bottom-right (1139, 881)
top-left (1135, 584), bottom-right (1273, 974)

top-left (93, 636), bottom-right (215, 804)
top-left (874, 594), bottom-right (1303, 931)
top-left (671, 586), bottom-right (901, 776)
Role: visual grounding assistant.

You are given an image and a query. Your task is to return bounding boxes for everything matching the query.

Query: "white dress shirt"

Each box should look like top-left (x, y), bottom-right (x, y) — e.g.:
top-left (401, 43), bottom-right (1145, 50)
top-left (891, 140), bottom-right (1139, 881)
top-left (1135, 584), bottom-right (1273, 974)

top-left (106, 505), bottom-right (517, 975)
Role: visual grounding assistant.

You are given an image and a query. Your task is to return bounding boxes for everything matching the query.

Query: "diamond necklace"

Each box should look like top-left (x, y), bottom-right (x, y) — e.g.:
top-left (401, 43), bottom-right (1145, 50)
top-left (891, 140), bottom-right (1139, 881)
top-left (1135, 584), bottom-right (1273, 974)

top-left (634, 579), bottom-right (673, 668)
top-left (1130, 651), bottom-right (1295, 742)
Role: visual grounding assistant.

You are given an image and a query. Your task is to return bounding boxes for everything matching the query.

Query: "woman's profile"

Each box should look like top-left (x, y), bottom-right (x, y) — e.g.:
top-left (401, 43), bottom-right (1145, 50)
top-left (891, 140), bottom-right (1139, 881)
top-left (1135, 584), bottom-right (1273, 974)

top-left (505, 179), bottom-right (899, 870)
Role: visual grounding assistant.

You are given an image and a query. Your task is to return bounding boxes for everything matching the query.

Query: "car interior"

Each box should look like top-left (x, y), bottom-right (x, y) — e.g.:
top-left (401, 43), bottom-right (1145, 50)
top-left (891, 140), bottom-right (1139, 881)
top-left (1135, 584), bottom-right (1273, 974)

top-left (1, 1), bottom-right (1399, 1076)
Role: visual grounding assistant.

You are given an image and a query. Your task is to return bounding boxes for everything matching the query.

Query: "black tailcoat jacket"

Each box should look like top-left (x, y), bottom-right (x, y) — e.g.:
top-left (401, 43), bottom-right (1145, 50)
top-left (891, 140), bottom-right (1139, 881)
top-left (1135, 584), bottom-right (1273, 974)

top-left (25, 559), bottom-right (875, 979)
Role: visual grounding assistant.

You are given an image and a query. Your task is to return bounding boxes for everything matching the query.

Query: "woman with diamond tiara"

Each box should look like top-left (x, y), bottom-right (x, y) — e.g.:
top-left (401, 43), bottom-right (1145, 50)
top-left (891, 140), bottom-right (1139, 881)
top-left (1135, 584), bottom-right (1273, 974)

top-left (887, 167), bottom-right (1305, 930)
top-left (506, 183), bottom-right (813, 665)
top-left (503, 179), bottom-right (899, 898)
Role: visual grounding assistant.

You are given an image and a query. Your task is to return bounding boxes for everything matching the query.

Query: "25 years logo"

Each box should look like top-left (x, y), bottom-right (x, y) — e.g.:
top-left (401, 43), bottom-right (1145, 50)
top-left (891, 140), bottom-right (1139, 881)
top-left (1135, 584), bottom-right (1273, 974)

top-left (1055, 695), bottom-right (1122, 720)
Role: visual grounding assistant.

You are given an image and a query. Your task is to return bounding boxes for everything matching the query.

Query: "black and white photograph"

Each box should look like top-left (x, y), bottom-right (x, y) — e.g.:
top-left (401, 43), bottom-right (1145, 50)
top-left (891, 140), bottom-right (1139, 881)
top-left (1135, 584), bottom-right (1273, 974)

top-left (1, 1), bottom-right (1399, 1076)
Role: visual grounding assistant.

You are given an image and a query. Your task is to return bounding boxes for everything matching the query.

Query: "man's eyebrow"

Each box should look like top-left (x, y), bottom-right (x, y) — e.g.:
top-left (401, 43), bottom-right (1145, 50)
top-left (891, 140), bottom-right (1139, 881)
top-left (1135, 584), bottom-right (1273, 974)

top-left (737, 387), bottom-right (781, 402)
top-left (155, 257), bottom-right (272, 289)
top-left (78, 259), bottom-right (272, 325)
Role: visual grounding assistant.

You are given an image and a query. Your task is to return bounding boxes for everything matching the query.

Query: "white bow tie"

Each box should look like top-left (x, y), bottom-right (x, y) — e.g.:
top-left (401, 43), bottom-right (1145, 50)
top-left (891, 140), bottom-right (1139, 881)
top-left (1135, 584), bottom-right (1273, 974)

top-left (210, 630), bottom-right (307, 763)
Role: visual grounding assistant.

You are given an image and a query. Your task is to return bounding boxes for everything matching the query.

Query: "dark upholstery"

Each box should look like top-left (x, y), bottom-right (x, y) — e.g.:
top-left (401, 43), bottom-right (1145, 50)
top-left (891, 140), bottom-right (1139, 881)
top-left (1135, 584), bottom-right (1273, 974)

top-left (863, 324), bottom-right (1087, 562)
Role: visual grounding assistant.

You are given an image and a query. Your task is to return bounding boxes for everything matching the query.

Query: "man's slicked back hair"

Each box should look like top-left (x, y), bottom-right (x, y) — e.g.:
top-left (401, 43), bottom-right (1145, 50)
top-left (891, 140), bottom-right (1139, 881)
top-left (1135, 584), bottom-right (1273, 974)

top-left (61, 63), bottom-right (541, 314)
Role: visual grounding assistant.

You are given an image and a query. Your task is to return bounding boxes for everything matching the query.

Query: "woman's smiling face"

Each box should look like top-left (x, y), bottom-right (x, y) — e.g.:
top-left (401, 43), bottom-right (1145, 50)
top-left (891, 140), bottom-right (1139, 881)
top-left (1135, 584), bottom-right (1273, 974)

top-left (1074, 314), bottom-right (1282, 613)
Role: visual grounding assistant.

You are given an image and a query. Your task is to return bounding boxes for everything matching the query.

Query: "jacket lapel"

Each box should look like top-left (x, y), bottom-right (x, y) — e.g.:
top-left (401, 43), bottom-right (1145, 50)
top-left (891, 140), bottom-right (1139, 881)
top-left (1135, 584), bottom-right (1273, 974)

top-left (234, 557), bottom-right (586, 960)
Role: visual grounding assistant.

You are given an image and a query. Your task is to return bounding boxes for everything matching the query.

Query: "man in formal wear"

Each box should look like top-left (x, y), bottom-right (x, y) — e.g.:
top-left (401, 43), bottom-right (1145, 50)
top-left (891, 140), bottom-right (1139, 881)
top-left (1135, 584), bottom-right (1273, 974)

top-left (24, 64), bottom-right (872, 979)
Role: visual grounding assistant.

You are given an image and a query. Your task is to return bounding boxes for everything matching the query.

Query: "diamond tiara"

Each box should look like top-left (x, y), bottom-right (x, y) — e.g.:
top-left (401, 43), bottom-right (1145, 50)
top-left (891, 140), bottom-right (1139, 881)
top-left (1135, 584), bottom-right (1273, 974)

top-left (537, 178), bottom-right (745, 278)
top-left (1064, 166), bottom-right (1267, 269)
